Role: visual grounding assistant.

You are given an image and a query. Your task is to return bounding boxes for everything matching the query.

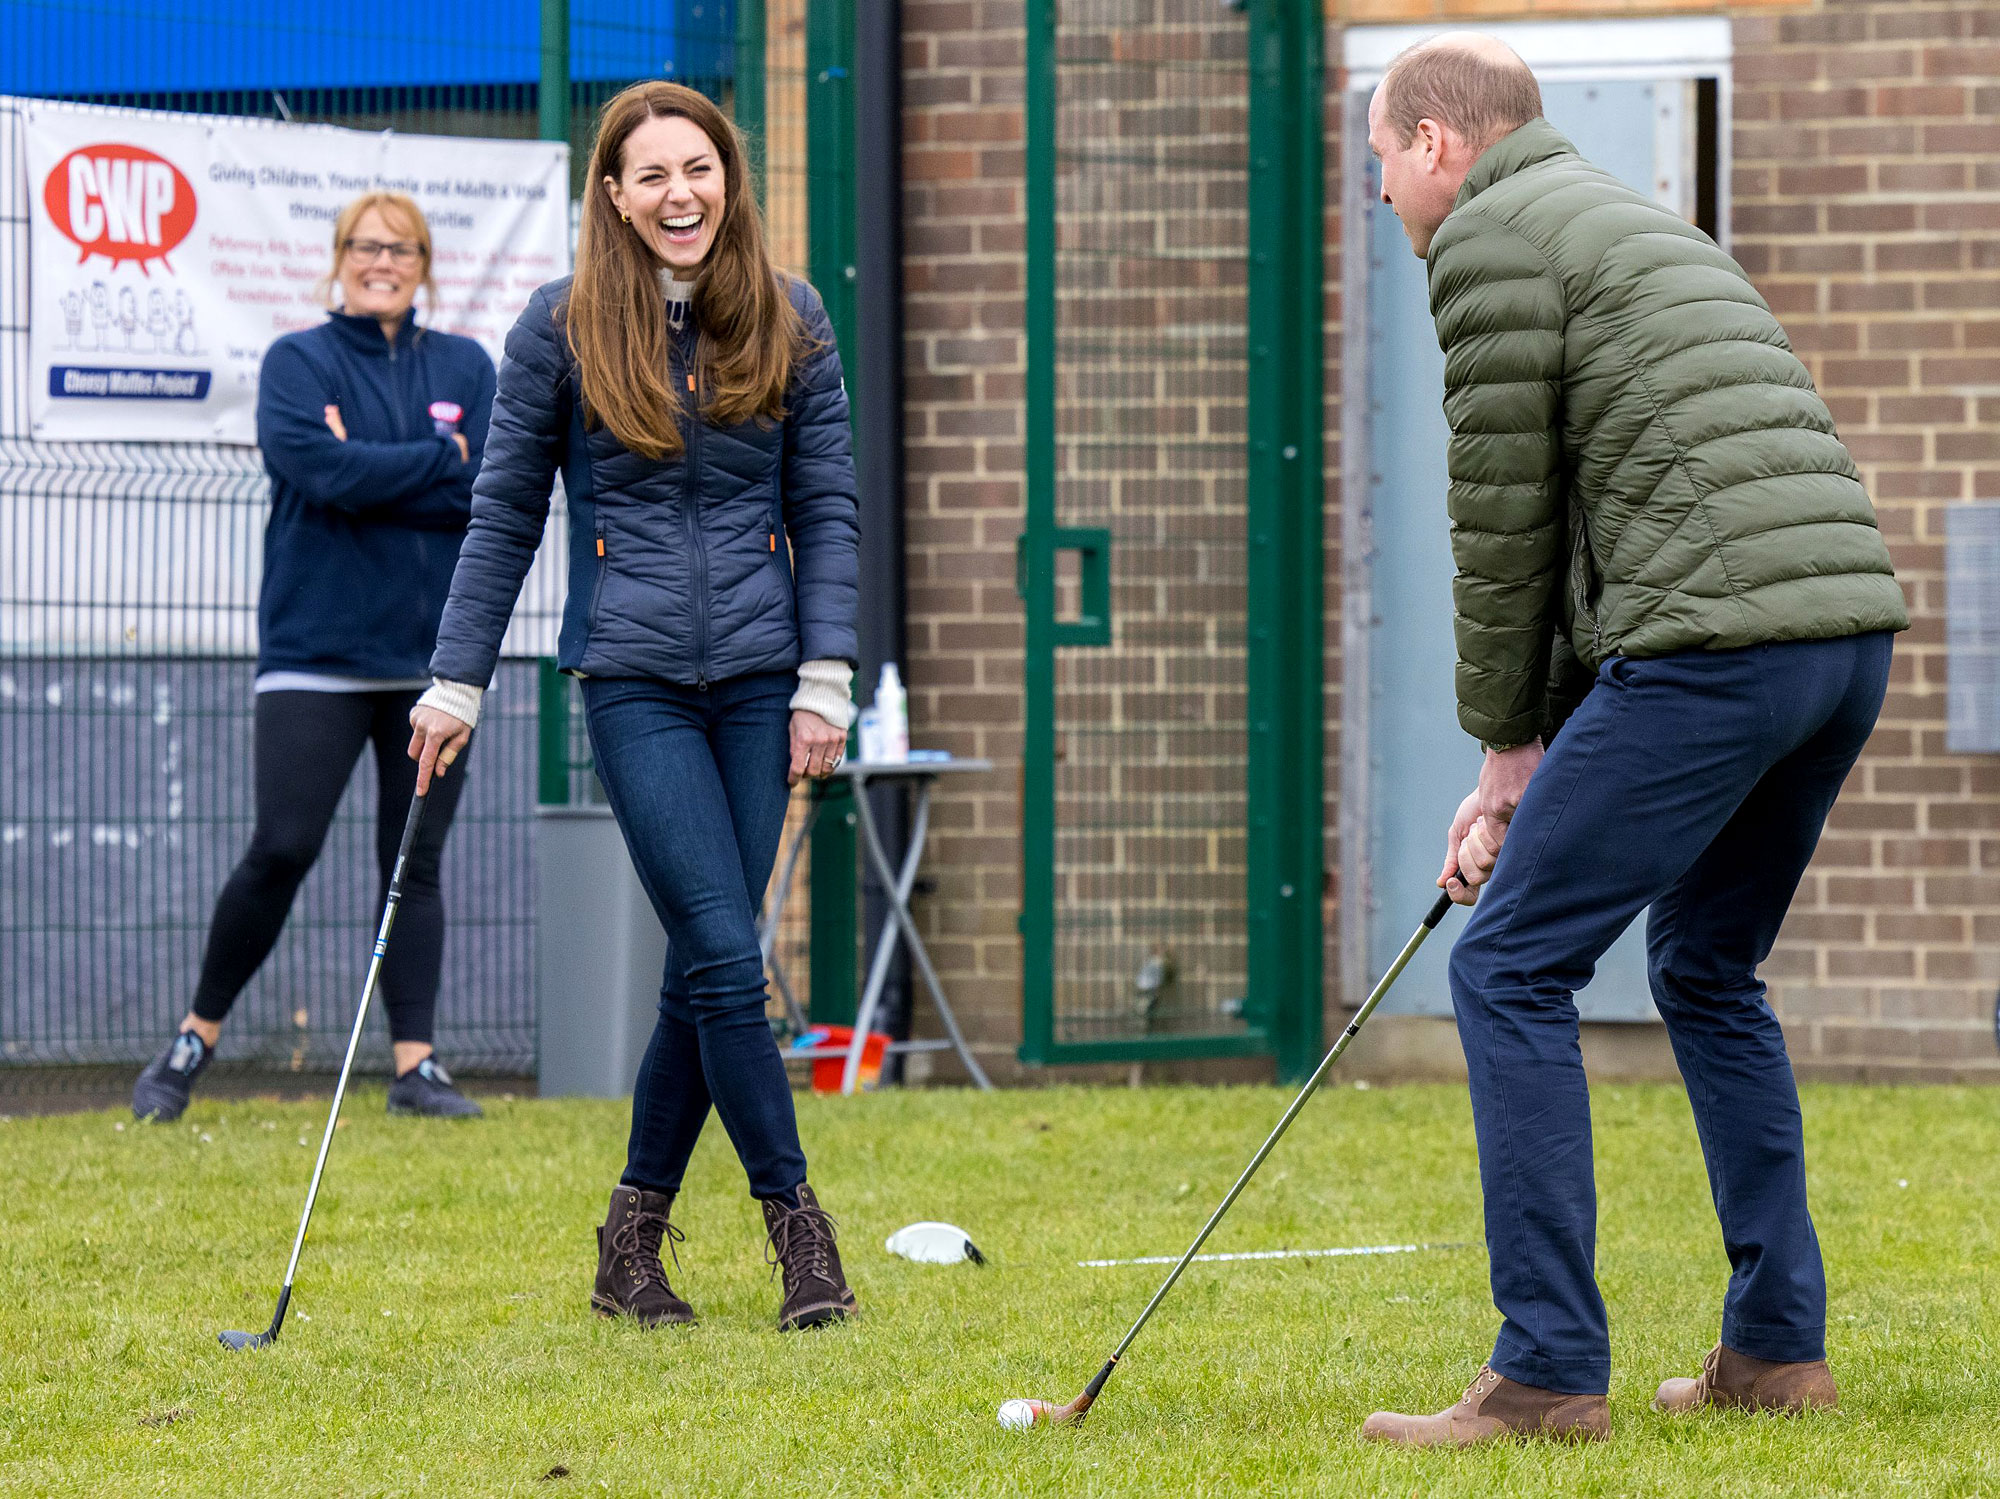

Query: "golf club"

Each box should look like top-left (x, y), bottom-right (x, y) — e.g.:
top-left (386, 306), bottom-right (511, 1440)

top-left (998, 890), bottom-right (1457, 1430)
top-left (219, 782), bottom-right (434, 1351)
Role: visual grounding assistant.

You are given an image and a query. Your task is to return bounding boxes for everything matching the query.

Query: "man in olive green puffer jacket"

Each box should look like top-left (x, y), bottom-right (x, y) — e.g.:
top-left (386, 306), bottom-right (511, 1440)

top-left (1356, 34), bottom-right (1907, 1449)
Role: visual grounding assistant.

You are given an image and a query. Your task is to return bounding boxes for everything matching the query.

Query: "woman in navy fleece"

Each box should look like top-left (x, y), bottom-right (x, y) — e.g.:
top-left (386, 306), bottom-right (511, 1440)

top-left (133, 193), bottom-right (495, 1123)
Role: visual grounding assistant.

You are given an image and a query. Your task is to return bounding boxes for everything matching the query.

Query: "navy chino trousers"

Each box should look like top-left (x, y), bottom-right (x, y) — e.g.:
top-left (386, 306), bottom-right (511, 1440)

top-left (1448, 631), bottom-right (1894, 1395)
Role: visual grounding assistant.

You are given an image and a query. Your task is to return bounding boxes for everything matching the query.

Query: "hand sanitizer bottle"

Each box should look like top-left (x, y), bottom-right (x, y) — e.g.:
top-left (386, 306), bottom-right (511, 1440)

top-left (876, 663), bottom-right (908, 765)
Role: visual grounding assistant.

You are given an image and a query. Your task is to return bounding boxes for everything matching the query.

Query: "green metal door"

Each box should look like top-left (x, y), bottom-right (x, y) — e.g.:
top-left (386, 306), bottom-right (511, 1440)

top-left (1020, 0), bottom-right (1321, 1078)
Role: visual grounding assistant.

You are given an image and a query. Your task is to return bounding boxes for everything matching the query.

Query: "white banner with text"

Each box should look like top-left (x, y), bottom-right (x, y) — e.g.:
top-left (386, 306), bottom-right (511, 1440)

top-left (21, 100), bottom-right (568, 445)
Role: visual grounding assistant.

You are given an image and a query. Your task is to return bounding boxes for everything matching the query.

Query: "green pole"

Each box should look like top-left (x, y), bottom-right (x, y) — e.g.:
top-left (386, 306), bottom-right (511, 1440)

top-left (736, 0), bottom-right (767, 203)
top-left (1017, 0), bottom-right (1057, 1065)
top-left (538, 0), bottom-right (569, 147)
top-left (806, 0), bottom-right (860, 1028)
top-left (1245, 0), bottom-right (1325, 1083)
top-left (537, 658), bottom-right (570, 806)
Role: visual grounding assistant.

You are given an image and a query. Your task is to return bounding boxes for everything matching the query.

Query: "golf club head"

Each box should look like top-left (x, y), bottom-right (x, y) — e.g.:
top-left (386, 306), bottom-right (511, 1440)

top-left (997, 1389), bottom-right (1097, 1430)
top-left (217, 1328), bottom-right (274, 1352)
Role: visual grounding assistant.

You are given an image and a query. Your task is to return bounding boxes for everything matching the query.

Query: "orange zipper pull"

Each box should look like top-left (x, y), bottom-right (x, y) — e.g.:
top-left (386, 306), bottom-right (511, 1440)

top-left (686, 373), bottom-right (695, 393)
top-left (596, 537), bottom-right (605, 557)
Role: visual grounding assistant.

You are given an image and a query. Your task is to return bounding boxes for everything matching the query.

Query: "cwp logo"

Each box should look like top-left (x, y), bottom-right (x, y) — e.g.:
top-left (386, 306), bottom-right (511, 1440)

top-left (43, 143), bottom-right (197, 273)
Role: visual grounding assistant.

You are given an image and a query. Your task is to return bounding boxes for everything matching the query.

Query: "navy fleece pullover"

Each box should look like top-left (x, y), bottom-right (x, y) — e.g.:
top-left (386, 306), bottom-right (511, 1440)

top-left (254, 309), bottom-right (496, 678)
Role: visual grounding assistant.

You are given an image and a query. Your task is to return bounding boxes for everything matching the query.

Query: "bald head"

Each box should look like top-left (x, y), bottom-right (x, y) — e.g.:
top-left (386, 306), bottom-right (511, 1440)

top-left (1378, 32), bottom-right (1542, 151)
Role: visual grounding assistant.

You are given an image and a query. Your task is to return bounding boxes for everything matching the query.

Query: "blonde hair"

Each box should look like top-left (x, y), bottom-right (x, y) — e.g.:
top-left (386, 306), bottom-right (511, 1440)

top-left (566, 80), bottom-right (804, 461)
top-left (318, 192), bottom-right (440, 318)
top-left (1380, 37), bottom-right (1543, 150)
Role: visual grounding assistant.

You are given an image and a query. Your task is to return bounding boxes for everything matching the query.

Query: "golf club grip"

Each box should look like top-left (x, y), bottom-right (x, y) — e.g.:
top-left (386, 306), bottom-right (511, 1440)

top-left (386, 780), bottom-right (434, 903)
top-left (1424, 890), bottom-right (1453, 928)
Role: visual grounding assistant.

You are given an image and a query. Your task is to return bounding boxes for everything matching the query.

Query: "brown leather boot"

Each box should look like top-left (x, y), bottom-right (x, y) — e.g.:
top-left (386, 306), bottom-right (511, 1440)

top-left (1654, 1344), bottom-right (1837, 1414)
top-left (1361, 1365), bottom-right (1611, 1447)
top-left (591, 1185), bottom-right (695, 1327)
top-left (761, 1184), bottom-right (857, 1331)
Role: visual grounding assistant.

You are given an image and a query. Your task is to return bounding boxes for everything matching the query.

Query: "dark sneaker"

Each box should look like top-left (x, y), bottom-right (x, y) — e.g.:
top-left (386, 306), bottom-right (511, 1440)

top-left (1362, 1365), bottom-right (1610, 1447)
top-left (761, 1183), bottom-right (857, 1331)
top-left (1655, 1343), bottom-right (1838, 1415)
top-left (591, 1185), bottom-right (696, 1326)
top-left (132, 1029), bottom-right (212, 1122)
top-left (385, 1056), bottom-right (483, 1118)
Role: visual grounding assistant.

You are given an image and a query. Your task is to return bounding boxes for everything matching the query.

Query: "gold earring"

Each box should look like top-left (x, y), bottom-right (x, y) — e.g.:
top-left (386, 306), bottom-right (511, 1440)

top-left (620, 212), bottom-right (631, 224)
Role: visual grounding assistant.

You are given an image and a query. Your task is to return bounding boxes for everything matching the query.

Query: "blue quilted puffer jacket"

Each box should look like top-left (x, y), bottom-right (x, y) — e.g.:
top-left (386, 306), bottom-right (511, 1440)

top-left (429, 275), bottom-right (860, 689)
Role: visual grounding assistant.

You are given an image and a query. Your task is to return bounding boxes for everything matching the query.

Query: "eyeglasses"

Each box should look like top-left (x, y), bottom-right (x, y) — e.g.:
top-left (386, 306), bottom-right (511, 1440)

top-left (343, 238), bottom-right (423, 266)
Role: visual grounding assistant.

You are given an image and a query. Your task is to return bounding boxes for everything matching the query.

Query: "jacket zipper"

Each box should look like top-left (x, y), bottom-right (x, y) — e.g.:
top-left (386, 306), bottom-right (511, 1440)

top-left (681, 342), bottom-right (710, 689)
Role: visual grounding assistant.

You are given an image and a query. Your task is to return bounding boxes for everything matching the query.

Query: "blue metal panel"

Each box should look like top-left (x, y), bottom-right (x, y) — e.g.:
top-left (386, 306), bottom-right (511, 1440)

top-left (1362, 81), bottom-right (1677, 1022)
top-left (0, 1), bottom-right (733, 96)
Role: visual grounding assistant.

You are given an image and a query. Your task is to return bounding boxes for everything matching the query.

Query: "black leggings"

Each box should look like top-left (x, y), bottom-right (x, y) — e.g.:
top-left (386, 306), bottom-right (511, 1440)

top-left (190, 690), bottom-right (468, 1043)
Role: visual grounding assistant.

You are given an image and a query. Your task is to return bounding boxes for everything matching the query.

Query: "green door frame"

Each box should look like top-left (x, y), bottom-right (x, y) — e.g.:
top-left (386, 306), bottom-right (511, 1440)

top-left (1019, 0), bottom-right (1323, 1080)
top-left (806, 0), bottom-right (861, 1026)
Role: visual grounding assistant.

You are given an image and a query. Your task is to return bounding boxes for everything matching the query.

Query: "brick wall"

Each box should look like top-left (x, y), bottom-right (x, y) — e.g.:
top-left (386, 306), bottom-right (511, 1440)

top-left (1732, 0), bottom-right (2000, 1081)
top-left (895, 0), bottom-right (2000, 1085)
top-left (901, 2), bottom-right (1032, 1075)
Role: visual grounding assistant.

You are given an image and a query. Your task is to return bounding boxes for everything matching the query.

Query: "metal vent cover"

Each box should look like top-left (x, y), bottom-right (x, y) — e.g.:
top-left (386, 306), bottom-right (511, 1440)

top-left (1946, 501), bottom-right (2000, 755)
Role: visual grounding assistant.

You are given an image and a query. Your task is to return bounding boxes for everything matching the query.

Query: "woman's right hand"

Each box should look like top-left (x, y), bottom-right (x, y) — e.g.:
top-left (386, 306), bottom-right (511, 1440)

top-left (407, 705), bottom-right (472, 795)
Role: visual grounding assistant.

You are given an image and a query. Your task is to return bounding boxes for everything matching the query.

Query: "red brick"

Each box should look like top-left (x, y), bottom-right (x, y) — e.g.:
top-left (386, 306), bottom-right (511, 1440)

top-left (1872, 8), bottom-right (1971, 43)
top-left (1921, 43), bottom-right (2000, 77)
top-left (1828, 202), bottom-right (1918, 233)
top-left (1777, 163), bottom-right (1867, 197)
top-left (1923, 279), bottom-right (2000, 310)
top-left (1922, 201), bottom-right (2000, 233)
top-left (1829, 279), bottom-right (1915, 312)
top-left (1873, 84), bottom-right (1971, 117)
top-left (1923, 356), bottom-right (2000, 385)
top-left (1874, 161), bottom-right (1969, 193)
top-left (1873, 238), bottom-right (1962, 273)
top-left (1864, 320), bottom-right (1958, 353)
top-left (1820, 356), bottom-right (1914, 389)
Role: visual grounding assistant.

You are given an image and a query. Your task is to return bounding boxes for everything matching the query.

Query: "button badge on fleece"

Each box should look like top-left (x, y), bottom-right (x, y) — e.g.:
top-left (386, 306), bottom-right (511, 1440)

top-left (428, 399), bottom-right (463, 437)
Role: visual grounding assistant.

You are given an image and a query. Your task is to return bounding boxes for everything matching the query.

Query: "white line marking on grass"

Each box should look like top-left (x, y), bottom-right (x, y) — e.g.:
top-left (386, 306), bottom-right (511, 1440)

top-left (1079, 1242), bottom-right (1471, 1268)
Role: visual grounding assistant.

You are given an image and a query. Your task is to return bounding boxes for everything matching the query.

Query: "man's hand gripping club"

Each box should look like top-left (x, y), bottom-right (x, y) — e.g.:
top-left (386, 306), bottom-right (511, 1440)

top-left (1439, 739), bottom-right (1543, 906)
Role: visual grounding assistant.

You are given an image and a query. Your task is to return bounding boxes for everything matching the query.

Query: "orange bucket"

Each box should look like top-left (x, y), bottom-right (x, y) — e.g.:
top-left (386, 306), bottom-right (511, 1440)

top-left (789, 1025), bottom-right (891, 1092)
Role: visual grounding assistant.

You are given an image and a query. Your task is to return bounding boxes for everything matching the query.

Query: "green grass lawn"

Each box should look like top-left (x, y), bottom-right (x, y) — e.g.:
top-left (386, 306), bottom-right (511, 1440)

top-left (1, 1082), bottom-right (1995, 1497)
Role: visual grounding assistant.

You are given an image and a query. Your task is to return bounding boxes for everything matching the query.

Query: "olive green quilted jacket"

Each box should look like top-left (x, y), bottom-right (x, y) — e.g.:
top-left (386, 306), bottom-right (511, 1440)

top-left (1426, 118), bottom-right (1907, 748)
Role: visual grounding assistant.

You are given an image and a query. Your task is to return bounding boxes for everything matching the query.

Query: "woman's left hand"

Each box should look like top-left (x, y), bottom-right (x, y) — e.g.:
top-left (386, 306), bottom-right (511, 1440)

top-left (788, 710), bottom-right (847, 787)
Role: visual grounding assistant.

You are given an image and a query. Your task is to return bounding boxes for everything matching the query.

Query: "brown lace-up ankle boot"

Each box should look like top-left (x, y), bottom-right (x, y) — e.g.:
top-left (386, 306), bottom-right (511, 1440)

top-left (591, 1185), bottom-right (695, 1327)
top-left (760, 1183), bottom-right (857, 1331)
top-left (1655, 1344), bottom-right (1837, 1414)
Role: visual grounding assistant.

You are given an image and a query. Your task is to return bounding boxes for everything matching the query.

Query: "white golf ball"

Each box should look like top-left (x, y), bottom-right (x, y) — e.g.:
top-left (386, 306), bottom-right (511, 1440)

top-left (996, 1398), bottom-right (1039, 1431)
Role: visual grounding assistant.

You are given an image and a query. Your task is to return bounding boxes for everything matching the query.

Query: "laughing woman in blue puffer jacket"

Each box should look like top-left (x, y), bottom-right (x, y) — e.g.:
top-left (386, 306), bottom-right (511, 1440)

top-left (407, 81), bottom-right (861, 1332)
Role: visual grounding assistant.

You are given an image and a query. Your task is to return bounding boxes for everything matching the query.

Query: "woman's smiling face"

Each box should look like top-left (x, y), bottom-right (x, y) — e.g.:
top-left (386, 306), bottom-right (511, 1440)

top-left (605, 113), bottom-right (725, 279)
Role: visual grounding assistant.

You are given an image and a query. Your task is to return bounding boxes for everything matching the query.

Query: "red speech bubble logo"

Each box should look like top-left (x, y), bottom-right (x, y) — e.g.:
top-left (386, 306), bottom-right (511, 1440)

top-left (43, 143), bottom-right (197, 275)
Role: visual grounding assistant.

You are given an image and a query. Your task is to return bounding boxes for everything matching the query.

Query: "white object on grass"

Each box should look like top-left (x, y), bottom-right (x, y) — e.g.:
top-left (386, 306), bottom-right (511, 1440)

top-left (1077, 1240), bottom-right (1468, 1268)
top-left (885, 1221), bottom-right (986, 1265)
top-left (996, 1399), bottom-right (1039, 1431)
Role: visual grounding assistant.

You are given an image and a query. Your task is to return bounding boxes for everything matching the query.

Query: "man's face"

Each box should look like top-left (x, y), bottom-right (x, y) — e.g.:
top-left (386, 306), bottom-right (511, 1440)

top-left (1367, 88), bottom-right (1459, 259)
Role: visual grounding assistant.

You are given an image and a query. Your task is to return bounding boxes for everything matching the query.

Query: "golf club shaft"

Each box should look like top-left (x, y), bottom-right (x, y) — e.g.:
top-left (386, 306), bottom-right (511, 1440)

top-left (1102, 891), bottom-right (1455, 1372)
top-left (271, 786), bottom-right (432, 1315)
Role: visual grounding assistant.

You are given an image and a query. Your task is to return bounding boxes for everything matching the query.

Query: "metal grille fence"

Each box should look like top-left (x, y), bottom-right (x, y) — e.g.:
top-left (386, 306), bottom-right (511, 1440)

top-left (1049, 6), bottom-right (1253, 1046)
top-left (0, 3), bottom-right (800, 1076)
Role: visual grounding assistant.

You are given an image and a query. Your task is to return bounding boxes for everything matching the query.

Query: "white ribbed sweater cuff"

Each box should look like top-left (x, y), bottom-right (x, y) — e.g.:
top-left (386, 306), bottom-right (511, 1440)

top-left (417, 677), bottom-right (485, 730)
top-left (790, 660), bottom-right (855, 729)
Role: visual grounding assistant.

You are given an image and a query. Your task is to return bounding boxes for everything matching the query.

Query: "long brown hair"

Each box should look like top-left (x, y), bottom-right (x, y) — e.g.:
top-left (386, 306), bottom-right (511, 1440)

top-left (566, 81), bottom-right (802, 460)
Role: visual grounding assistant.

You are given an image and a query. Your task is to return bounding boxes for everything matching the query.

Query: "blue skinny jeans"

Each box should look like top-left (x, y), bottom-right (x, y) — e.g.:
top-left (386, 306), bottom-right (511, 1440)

top-left (580, 671), bottom-right (807, 1201)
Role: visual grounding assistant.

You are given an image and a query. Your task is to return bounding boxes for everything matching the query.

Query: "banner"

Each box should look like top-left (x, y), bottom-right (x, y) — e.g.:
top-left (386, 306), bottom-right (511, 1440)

top-left (20, 101), bottom-right (569, 445)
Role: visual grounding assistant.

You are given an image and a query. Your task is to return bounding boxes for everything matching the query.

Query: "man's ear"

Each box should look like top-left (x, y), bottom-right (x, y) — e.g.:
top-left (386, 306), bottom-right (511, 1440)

top-left (1416, 118), bottom-right (1446, 172)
